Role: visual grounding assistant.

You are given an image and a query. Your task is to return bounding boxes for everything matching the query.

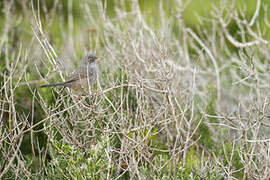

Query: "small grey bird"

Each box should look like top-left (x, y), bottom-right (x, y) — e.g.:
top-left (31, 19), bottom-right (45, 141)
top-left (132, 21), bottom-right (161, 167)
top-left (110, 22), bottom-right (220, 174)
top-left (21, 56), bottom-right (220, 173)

top-left (40, 54), bottom-right (101, 92)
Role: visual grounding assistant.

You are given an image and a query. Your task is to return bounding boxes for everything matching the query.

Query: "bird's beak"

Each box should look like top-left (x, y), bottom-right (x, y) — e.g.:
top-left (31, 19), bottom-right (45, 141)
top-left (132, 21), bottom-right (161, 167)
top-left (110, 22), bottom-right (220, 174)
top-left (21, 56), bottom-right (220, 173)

top-left (95, 57), bottom-right (102, 61)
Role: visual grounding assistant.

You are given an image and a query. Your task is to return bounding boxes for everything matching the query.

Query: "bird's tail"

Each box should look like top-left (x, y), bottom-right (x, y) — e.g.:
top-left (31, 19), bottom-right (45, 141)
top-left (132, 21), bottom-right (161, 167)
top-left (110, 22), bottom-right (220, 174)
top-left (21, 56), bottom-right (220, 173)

top-left (39, 82), bottom-right (67, 88)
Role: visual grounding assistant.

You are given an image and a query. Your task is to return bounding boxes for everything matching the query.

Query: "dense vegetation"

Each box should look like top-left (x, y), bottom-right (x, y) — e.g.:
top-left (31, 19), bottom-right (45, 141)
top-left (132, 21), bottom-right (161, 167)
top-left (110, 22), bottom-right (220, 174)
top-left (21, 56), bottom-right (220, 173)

top-left (1, 0), bottom-right (270, 179)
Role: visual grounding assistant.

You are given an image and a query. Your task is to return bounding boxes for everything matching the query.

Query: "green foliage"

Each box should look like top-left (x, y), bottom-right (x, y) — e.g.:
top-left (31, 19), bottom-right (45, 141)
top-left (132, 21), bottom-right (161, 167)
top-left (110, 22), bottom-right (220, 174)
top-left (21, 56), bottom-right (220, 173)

top-left (1, 0), bottom-right (269, 179)
top-left (214, 143), bottom-right (244, 179)
top-left (46, 136), bottom-right (114, 179)
top-left (196, 84), bottom-right (216, 149)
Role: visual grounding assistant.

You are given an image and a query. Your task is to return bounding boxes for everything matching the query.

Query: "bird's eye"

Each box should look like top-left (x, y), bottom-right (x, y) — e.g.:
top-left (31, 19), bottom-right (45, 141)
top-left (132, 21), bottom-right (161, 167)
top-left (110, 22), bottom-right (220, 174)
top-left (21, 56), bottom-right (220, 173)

top-left (88, 57), bottom-right (93, 62)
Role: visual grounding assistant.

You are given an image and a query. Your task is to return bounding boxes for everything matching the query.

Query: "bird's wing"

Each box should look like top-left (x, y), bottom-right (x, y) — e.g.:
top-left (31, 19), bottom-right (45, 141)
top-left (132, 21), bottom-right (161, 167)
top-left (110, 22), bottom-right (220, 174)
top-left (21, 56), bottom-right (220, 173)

top-left (67, 69), bottom-right (87, 81)
top-left (67, 56), bottom-right (89, 81)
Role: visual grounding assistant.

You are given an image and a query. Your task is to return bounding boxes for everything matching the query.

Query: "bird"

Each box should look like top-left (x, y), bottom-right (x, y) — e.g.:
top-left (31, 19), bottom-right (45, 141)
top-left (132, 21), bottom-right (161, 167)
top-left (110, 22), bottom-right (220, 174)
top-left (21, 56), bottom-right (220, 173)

top-left (40, 54), bottom-right (101, 92)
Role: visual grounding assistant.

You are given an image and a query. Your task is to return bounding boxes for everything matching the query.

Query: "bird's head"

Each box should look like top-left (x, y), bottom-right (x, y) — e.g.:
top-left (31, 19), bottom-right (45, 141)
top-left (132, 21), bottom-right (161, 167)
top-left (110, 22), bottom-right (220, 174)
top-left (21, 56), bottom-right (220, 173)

top-left (87, 54), bottom-right (101, 63)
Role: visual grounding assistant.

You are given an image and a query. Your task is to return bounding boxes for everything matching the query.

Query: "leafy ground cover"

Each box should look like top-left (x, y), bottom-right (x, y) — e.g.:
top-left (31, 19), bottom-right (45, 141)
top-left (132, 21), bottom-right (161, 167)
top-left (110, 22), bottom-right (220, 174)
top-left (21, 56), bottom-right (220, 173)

top-left (1, 0), bottom-right (270, 179)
